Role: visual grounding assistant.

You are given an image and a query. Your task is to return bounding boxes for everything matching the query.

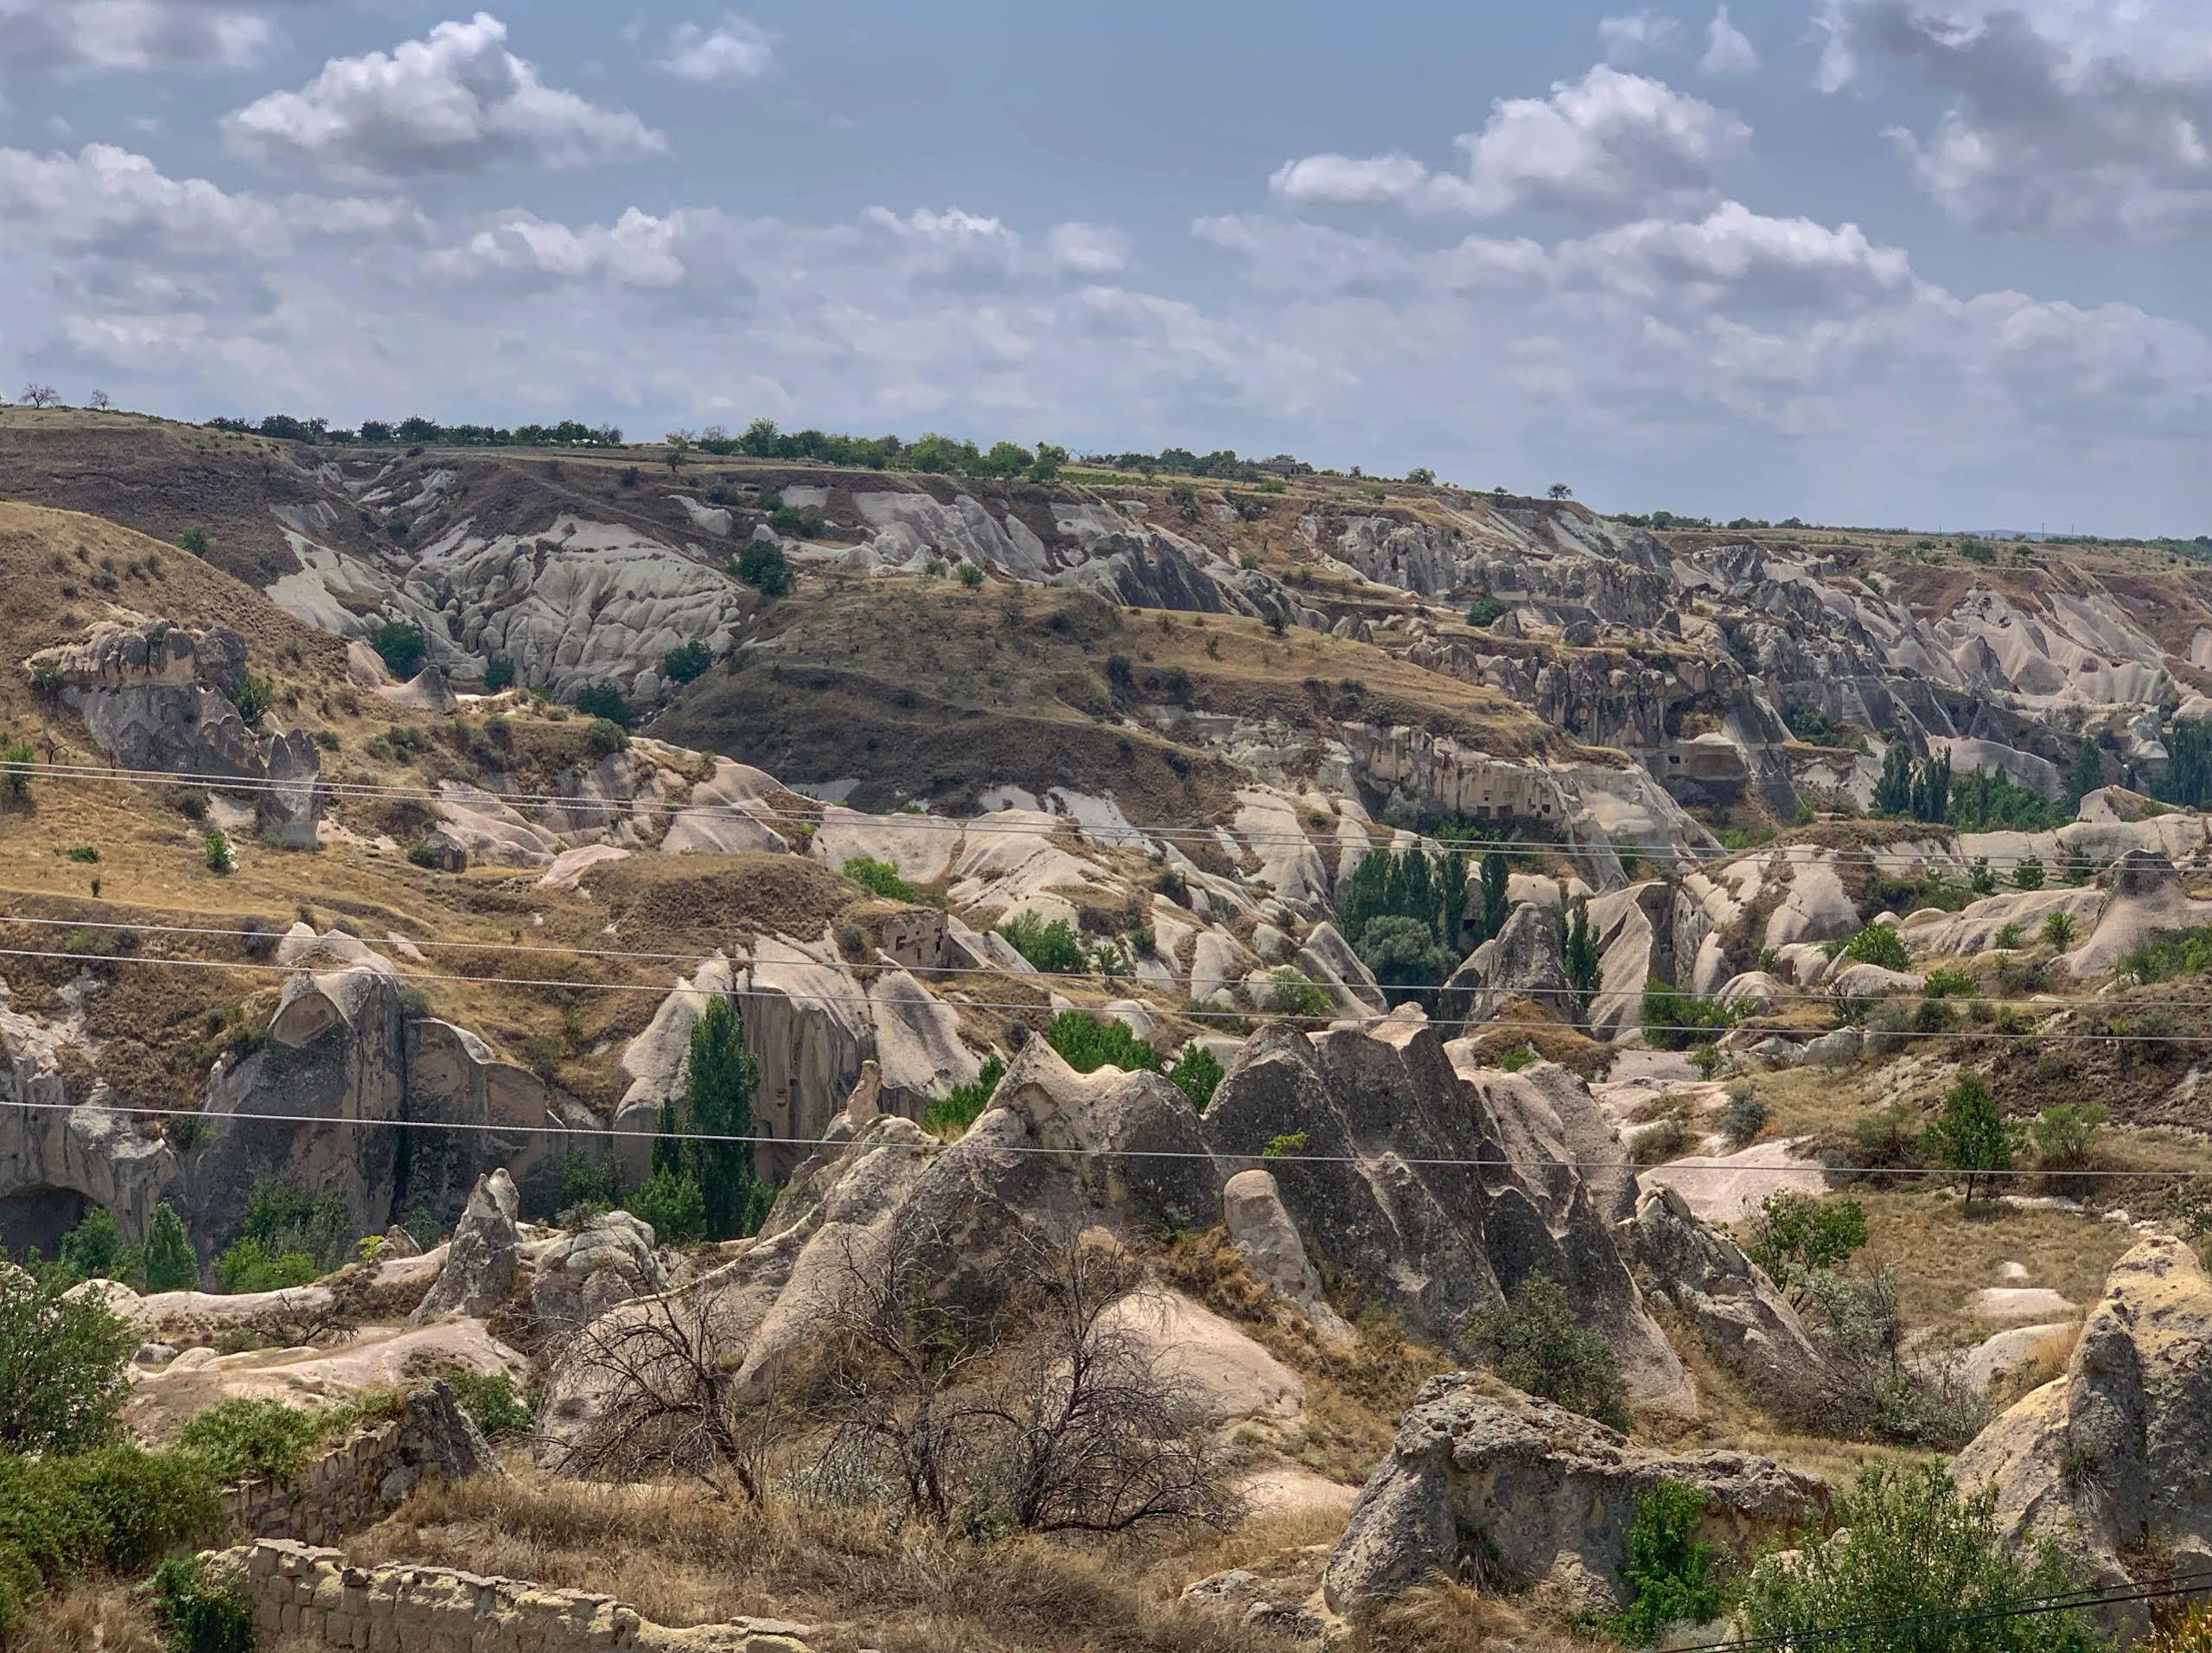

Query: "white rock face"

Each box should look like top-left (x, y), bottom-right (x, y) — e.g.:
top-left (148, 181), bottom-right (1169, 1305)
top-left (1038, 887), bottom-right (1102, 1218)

top-left (1221, 1168), bottom-right (1354, 1343)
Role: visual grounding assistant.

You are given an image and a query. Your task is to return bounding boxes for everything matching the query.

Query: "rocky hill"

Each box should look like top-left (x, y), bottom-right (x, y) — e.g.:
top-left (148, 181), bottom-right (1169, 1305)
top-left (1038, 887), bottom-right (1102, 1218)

top-left (10, 406), bottom-right (2212, 1651)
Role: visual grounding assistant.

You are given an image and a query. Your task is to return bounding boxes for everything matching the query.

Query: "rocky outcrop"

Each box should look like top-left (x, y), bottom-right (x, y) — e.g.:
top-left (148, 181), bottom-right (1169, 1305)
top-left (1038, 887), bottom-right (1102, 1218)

top-left (409, 1170), bottom-right (520, 1324)
top-left (24, 618), bottom-right (322, 841)
top-left (1444, 900), bottom-right (1566, 1018)
top-left (529, 1211), bottom-right (668, 1332)
top-left (2057, 849), bottom-right (2212, 977)
top-left (221, 1382), bottom-right (497, 1544)
top-left (1221, 1168), bottom-right (1353, 1343)
top-left (1626, 1186), bottom-right (1833, 1420)
top-left (1321, 1374), bottom-right (1824, 1612)
top-left (1953, 1238), bottom-right (2212, 1608)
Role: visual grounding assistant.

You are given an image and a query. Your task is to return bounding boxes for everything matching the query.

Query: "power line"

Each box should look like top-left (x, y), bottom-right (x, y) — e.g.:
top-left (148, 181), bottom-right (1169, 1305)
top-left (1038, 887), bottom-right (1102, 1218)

top-left (1, 1092), bottom-right (2207, 1183)
top-left (8, 912), bottom-right (2206, 1013)
top-left (5, 936), bottom-right (2212, 1043)
top-left (3, 755), bottom-right (2192, 872)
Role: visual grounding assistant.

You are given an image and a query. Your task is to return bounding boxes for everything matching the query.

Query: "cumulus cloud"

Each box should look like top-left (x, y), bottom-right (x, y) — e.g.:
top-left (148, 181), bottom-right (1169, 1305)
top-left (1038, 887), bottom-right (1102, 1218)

top-left (1044, 221), bottom-right (1130, 275)
top-left (1598, 10), bottom-right (1680, 64)
top-left (658, 13), bottom-right (775, 83)
top-left (0, 0), bottom-right (275, 75)
top-left (1702, 5), bottom-right (1758, 75)
top-left (1817, 0), bottom-right (2212, 238)
top-left (222, 12), bottom-right (666, 180)
top-left (1270, 67), bottom-right (1750, 221)
top-left (422, 206), bottom-right (687, 288)
top-left (1559, 201), bottom-right (1914, 310)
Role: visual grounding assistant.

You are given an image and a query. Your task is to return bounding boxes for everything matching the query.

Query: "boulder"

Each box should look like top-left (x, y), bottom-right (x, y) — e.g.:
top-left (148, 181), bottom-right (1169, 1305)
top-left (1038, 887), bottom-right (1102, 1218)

top-left (1443, 900), bottom-right (1567, 1020)
top-left (1221, 1168), bottom-right (1354, 1343)
top-left (528, 1211), bottom-right (670, 1332)
top-left (1953, 1238), bottom-right (2212, 1606)
top-left (1626, 1186), bottom-right (1833, 1420)
top-left (409, 1170), bottom-right (520, 1324)
top-left (1321, 1374), bottom-right (1825, 1613)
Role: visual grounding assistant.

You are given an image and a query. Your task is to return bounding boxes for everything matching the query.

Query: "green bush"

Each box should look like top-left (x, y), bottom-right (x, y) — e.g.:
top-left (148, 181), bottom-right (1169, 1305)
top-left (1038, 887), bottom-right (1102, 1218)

top-left (1640, 980), bottom-right (1737, 1050)
top-left (842, 854), bottom-right (916, 902)
top-left (369, 620), bottom-right (426, 680)
top-left (446, 1371), bottom-right (532, 1440)
top-left (1043, 1011), bottom-right (1159, 1074)
top-left (1613, 1482), bottom-right (1724, 1644)
top-left (956, 561), bottom-right (985, 589)
top-left (142, 1203), bottom-right (198, 1292)
top-left (150, 1554), bottom-right (255, 1653)
top-left (1926, 1071), bottom-right (2012, 1208)
top-left (573, 684), bottom-right (631, 727)
top-left (2120, 923), bottom-right (2212, 983)
top-left (2013, 854), bottom-right (2045, 890)
top-left (660, 640), bottom-right (712, 684)
top-left (732, 541), bottom-right (794, 597)
top-left (0, 1271), bottom-right (135, 1454)
top-left (1740, 1192), bottom-right (1867, 1304)
top-left (1262, 968), bottom-right (1330, 1018)
top-left (214, 1237), bottom-right (320, 1294)
top-left (203, 830), bottom-right (234, 873)
top-left (175, 1397), bottom-right (335, 1484)
top-left (2042, 909), bottom-right (2078, 948)
top-left (1261, 1131), bottom-right (1308, 1159)
top-left (54, 1209), bottom-right (124, 1283)
top-left (2029, 1102), bottom-right (2109, 1175)
top-left (1738, 1462), bottom-right (2103, 1653)
top-left (921, 1055), bottom-right (1007, 1139)
top-left (624, 1169), bottom-right (706, 1244)
top-left (1167, 1045), bottom-right (1224, 1112)
top-left (1719, 1083), bottom-right (1768, 1146)
top-left (0, 1450), bottom-right (223, 1632)
top-left (481, 657), bottom-right (517, 692)
top-left (998, 912), bottom-right (1087, 973)
top-left (175, 524), bottom-right (213, 557)
top-left (239, 1181), bottom-right (354, 1272)
top-left (1842, 922), bottom-right (1911, 971)
top-left (1922, 967), bottom-right (1976, 999)
top-left (1468, 1274), bottom-right (1629, 1431)
top-left (229, 672), bottom-right (273, 728)
top-left (1466, 595), bottom-right (1509, 628)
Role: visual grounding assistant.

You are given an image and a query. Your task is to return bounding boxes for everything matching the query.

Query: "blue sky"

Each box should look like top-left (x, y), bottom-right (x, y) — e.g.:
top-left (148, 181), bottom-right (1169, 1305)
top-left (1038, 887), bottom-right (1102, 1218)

top-left (3, 0), bottom-right (2209, 533)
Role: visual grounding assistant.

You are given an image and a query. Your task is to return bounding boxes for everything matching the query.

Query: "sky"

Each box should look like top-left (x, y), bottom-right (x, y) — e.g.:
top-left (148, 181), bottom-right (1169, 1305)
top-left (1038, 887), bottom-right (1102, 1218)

top-left (2, 1), bottom-right (2209, 533)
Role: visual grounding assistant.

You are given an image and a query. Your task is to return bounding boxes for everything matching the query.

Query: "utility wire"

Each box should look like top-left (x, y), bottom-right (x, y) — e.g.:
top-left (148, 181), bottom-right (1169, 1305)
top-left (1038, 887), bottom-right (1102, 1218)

top-left (3, 755), bottom-right (2193, 872)
top-left (1, 1091), bottom-right (2207, 1184)
top-left (5, 937), bottom-right (2212, 1043)
top-left (4, 912), bottom-right (2203, 1013)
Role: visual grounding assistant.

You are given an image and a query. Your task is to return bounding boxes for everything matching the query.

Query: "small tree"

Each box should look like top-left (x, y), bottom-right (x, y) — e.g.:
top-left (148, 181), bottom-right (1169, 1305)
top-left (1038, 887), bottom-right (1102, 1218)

top-left (1613, 1483), bottom-right (1724, 1644)
top-left (1469, 1273), bottom-right (1629, 1430)
top-left (1740, 1191), bottom-right (1867, 1305)
top-left (2013, 853), bottom-right (2045, 890)
top-left (682, 999), bottom-right (768, 1241)
top-left (1564, 897), bottom-right (1603, 1018)
top-left (175, 523), bottom-right (213, 556)
top-left (18, 383), bottom-right (60, 408)
top-left (369, 619), bottom-right (427, 680)
top-left (143, 1203), bottom-right (198, 1292)
top-left (660, 640), bottom-right (711, 684)
top-left (1547, 482), bottom-right (1571, 500)
top-left (1843, 922), bottom-right (1910, 971)
top-left (733, 541), bottom-right (794, 597)
top-left (87, 389), bottom-right (113, 410)
top-left (0, 1267), bottom-right (136, 1452)
top-left (1926, 1072), bottom-right (2011, 1209)
top-left (0, 739), bottom-right (33, 802)
top-left (2042, 909), bottom-right (2077, 949)
top-left (1479, 850), bottom-right (1509, 942)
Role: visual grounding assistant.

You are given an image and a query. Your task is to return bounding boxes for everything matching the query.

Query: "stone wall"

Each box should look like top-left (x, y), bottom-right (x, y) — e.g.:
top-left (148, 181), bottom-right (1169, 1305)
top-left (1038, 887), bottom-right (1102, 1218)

top-left (206, 1540), bottom-right (813, 1652)
top-left (221, 1384), bottom-right (494, 1545)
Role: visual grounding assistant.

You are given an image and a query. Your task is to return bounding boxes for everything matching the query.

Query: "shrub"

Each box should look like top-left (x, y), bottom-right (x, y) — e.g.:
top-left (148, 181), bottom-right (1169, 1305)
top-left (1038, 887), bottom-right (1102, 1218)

top-left (956, 561), bottom-right (985, 589)
top-left (1797, 1266), bottom-right (1985, 1446)
top-left (0, 739), bottom-right (31, 801)
top-left (202, 830), bottom-right (234, 873)
top-left (1468, 1273), bottom-right (1629, 1431)
top-left (1719, 1082), bottom-right (1768, 1146)
top-left (1466, 595), bottom-right (1509, 628)
top-left (1922, 967), bottom-right (1976, 999)
top-left (998, 912), bottom-right (1086, 973)
top-left (1994, 921), bottom-right (2025, 950)
top-left (2042, 909), bottom-right (2078, 948)
top-left (0, 1452), bottom-right (223, 1634)
top-left (2013, 854), bottom-right (2045, 890)
top-left (732, 541), bottom-right (794, 597)
top-left (842, 854), bottom-right (915, 902)
top-left (1842, 922), bottom-right (1910, 971)
top-left (175, 524), bottom-right (213, 556)
top-left (1740, 1192), bottom-right (1867, 1304)
top-left (405, 839), bottom-right (440, 869)
top-left (150, 1554), bottom-right (255, 1653)
top-left (1044, 1011), bottom-right (1160, 1074)
top-left (447, 1371), bottom-right (532, 1440)
top-left (1612, 1482), bottom-right (1724, 1644)
top-left (1641, 979), bottom-right (1736, 1050)
top-left (921, 1055), bottom-right (1007, 1139)
top-left (481, 657), bottom-right (517, 692)
top-left (623, 1168), bottom-right (705, 1245)
top-left (660, 640), bottom-right (711, 684)
top-left (0, 1270), bottom-right (135, 1453)
top-left (369, 619), bottom-right (426, 679)
top-left (1263, 967), bottom-right (1331, 1018)
top-left (239, 1180), bottom-right (354, 1271)
top-left (214, 1237), bottom-right (319, 1294)
top-left (1738, 1462), bottom-right (2102, 1653)
top-left (1167, 1044), bottom-right (1224, 1112)
top-left (229, 672), bottom-right (273, 728)
top-left (2029, 1102), bottom-right (2109, 1175)
top-left (2151, 1608), bottom-right (2212, 1653)
top-left (175, 1397), bottom-right (335, 1484)
top-left (573, 684), bottom-right (631, 727)
top-left (1849, 1102), bottom-right (1922, 1171)
top-left (2120, 923), bottom-right (2212, 984)
top-left (1261, 1131), bottom-right (1308, 1159)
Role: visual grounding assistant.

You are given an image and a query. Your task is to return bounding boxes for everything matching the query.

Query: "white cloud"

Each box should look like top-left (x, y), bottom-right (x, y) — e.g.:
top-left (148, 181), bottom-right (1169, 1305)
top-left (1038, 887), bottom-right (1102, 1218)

top-left (222, 12), bottom-right (666, 181)
top-left (1269, 67), bottom-right (1750, 221)
top-left (1701, 5), bottom-right (1758, 75)
top-left (1045, 221), bottom-right (1130, 275)
top-left (658, 14), bottom-right (775, 84)
top-left (1559, 201), bottom-right (1914, 310)
top-left (423, 206), bottom-right (687, 288)
top-left (1598, 10), bottom-right (1680, 64)
top-left (0, 0), bottom-right (274, 75)
top-left (1817, 0), bottom-right (2212, 238)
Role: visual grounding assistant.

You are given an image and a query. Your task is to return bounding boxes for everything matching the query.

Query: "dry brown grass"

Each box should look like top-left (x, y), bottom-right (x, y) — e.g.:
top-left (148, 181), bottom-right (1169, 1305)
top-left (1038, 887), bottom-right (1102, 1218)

top-left (1853, 1190), bottom-right (2132, 1337)
top-left (354, 1474), bottom-right (1334, 1653)
top-left (7, 1580), bottom-right (167, 1653)
top-left (1339, 1580), bottom-right (1593, 1653)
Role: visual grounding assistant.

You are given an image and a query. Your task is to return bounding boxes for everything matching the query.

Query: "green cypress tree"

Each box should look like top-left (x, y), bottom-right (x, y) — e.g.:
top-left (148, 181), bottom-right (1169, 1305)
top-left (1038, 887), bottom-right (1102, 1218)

top-left (1481, 852), bottom-right (1510, 943)
top-left (1439, 850), bottom-right (1469, 949)
top-left (680, 999), bottom-right (765, 1242)
top-left (1564, 897), bottom-right (1602, 1018)
top-left (650, 1098), bottom-right (683, 1180)
top-left (141, 1203), bottom-right (197, 1292)
top-left (2064, 740), bottom-right (2102, 810)
top-left (1874, 742), bottom-right (1913, 816)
